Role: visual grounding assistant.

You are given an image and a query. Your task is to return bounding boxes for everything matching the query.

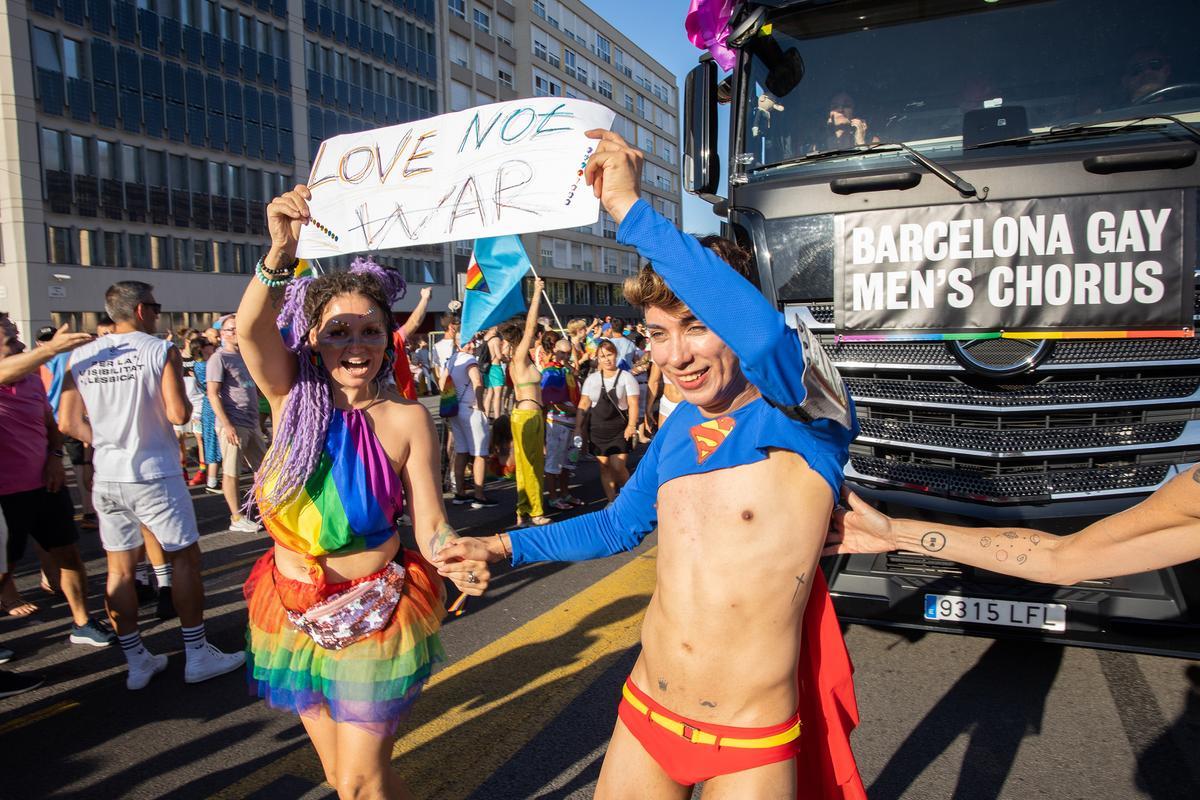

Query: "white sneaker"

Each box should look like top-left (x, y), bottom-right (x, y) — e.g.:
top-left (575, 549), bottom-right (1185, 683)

top-left (228, 516), bottom-right (262, 533)
top-left (184, 643), bottom-right (245, 684)
top-left (126, 651), bottom-right (169, 691)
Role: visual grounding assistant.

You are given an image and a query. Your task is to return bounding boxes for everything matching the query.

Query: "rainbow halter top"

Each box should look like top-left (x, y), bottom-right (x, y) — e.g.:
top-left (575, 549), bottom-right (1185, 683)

top-left (258, 407), bottom-right (405, 564)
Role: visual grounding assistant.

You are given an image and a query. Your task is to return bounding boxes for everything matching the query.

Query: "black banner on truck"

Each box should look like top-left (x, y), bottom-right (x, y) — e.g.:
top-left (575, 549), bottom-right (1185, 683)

top-left (833, 190), bottom-right (1194, 335)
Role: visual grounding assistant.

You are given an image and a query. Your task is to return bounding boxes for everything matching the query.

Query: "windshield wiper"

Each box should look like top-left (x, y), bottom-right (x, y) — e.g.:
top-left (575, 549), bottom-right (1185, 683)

top-left (972, 114), bottom-right (1200, 149)
top-left (749, 141), bottom-right (979, 198)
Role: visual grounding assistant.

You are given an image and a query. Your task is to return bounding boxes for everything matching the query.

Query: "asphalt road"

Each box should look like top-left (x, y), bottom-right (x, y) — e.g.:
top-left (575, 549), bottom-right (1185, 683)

top-left (1, 455), bottom-right (1198, 799)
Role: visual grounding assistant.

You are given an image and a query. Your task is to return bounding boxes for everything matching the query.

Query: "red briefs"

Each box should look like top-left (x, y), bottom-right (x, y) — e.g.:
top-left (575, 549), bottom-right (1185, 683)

top-left (618, 678), bottom-right (802, 786)
top-left (616, 570), bottom-right (867, 798)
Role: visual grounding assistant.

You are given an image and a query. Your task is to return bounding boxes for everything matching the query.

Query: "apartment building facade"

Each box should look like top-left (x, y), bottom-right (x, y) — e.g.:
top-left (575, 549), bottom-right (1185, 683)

top-left (0, 0), bottom-right (453, 336)
top-left (440, 0), bottom-right (682, 321)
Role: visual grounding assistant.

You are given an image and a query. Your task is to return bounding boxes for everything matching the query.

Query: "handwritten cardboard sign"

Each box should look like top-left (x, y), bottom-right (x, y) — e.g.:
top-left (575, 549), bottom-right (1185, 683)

top-left (295, 98), bottom-right (616, 258)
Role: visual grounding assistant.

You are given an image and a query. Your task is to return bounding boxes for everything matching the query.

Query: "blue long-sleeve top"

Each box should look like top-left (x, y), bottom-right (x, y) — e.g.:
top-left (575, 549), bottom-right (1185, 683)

top-left (510, 199), bottom-right (857, 566)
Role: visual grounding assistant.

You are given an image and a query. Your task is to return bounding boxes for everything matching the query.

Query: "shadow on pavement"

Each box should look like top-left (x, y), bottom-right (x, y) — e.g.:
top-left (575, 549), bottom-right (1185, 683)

top-left (393, 594), bottom-right (652, 798)
top-left (868, 639), bottom-right (1063, 800)
top-left (1132, 663), bottom-right (1200, 800)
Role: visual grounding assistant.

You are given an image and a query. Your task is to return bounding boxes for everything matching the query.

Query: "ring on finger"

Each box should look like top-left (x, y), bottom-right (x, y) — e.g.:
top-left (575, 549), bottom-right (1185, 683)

top-left (467, 571), bottom-right (479, 584)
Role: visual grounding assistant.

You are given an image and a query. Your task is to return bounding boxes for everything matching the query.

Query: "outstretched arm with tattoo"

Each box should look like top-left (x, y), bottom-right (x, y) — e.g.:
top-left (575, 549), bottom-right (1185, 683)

top-left (403, 412), bottom-right (489, 595)
top-left (826, 469), bottom-right (1200, 585)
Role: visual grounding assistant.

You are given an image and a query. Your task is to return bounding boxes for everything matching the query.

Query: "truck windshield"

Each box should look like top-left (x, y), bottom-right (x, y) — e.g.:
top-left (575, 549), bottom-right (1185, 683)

top-left (740, 0), bottom-right (1200, 177)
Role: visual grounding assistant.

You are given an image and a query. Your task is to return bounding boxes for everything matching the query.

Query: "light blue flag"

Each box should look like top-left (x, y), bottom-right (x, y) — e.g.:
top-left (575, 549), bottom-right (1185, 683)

top-left (459, 235), bottom-right (530, 343)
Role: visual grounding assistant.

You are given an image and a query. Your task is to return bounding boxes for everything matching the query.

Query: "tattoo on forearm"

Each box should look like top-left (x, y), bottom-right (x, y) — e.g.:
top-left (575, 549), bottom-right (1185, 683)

top-left (920, 531), bottom-right (947, 552)
top-left (700, 700), bottom-right (717, 708)
top-left (658, 678), bottom-right (668, 691)
top-left (977, 530), bottom-right (1040, 567)
top-left (428, 522), bottom-right (457, 554)
top-left (791, 574), bottom-right (807, 602)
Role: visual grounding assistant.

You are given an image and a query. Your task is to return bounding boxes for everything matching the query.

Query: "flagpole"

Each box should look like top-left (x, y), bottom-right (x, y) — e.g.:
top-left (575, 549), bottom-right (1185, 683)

top-left (526, 261), bottom-right (569, 340)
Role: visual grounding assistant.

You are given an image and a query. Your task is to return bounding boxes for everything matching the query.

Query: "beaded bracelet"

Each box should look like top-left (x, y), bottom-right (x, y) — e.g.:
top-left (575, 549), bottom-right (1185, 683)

top-left (255, 256), bottom-right (294, 288)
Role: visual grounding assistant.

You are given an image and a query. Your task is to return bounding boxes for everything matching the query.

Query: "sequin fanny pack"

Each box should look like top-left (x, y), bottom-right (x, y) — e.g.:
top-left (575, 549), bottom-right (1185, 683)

top-left (286, 563), bottom-right (406, 651)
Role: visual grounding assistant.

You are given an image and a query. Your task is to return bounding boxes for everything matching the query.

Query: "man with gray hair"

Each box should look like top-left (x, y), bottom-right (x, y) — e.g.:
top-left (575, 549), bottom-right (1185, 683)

top-left (61, 281), bottom-right (243, 690)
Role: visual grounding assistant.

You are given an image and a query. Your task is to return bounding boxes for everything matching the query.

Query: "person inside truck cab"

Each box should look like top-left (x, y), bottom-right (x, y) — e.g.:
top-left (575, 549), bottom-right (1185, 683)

top-left (1121, 46), bottom-right (1172, 105)
top-left (824, 92), bottom-right (873, 148)
top-left (827, 465), bottom-right (1200, 587)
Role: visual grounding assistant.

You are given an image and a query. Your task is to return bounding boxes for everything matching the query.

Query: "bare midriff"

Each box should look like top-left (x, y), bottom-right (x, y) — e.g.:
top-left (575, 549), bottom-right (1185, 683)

top-left (628, 450), bottom-right (834, 727)
top-left (273, 534), bottom-right (400, 584)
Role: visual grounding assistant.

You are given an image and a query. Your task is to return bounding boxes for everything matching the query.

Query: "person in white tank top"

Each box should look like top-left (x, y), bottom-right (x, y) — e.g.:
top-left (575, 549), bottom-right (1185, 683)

top-left (61, 281), bottom-right (244, 691)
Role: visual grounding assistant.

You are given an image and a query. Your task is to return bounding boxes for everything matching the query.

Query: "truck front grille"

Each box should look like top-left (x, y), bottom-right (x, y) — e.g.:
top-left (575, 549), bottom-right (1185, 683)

top-left (807, 311), bottom-right (1200, 504)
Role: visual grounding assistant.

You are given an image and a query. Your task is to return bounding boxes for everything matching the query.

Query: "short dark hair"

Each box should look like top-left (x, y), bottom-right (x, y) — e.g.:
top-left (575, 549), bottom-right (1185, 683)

top-left (105, 281), bottom-right (154, 322)
top-left (440, 312), bottom-right (461, 330)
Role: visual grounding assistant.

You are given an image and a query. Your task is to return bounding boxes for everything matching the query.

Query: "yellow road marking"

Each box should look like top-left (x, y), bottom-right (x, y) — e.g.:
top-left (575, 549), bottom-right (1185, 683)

top-left (201, 552), bottom-right (266, 578)
top-left (0, 699), bottom-right (80, 736)
top-left (210, 548), bottom-right (658, 799)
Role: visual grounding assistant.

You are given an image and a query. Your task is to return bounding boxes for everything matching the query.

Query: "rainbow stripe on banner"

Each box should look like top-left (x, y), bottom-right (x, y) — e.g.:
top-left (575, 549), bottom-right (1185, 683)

top-left (837, 328), bottom-right (1195, 342)
top-left (465, 258), bottom-right (489, 293)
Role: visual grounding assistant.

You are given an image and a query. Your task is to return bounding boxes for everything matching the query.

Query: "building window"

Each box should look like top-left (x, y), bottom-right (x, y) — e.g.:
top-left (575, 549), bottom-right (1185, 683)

top-left (496, 16), bottom-right (514, 45)
top-left (448, 0), bottom-right (465, 19)
top-left (539, 243), bottom-right (553, 269)
top-left (474, 46), bottom-right (493, 78)
top-left (232, 243), bottom-right (248, 274)
top-left (594, 283), bottom-right (610, 305)
top-left (41, 128), bottom-right (66, 171)
top-left (548, 279), bottom-right (568, 304)
top-left (596, 34), bottom-right (610, 64)
top-left (473, 9), bottom-right (490, 34)
top-left (173, 237), bottom-right (189, 270)
top-left (449, 34), bottom-right (469, 68)
top-left (33, 27), bottom-right (61, 73)
top-left (102, 231), bottom-right (124, 267)
top-left (78, 229), bottom-right (97, 266)
top-left (532, 0), bottom-right (545, 19)
top-left (450, 80), bottom-right (471, 111)
top-left (122, 144), bottom-right (143, 183)
top-left (150, 235), bottom-right (169, 269)
top-left (498, 62), bottom-right (514, 89)
top-left (192, 239), bottom-right (210, 271)
top-left (598, 79), bottom-right (612, 100)
top-left (128, 234), bottom-right (148, 268)
top-left (47, 226), bottom-right (72, 264)
top-left (573, 281), bottom-right (589, 305)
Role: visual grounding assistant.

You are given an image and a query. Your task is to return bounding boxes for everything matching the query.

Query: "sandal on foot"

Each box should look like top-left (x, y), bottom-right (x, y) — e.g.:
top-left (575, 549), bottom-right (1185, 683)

top-left (1, 601), bottom-right (38, 617)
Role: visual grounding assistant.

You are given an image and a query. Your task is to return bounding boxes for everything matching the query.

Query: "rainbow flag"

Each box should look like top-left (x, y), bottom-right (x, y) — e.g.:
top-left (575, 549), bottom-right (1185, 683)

top-left (460, 235), bottom-right (530, 343)
top-left (540, 360), bottom-right (579, 406)
top-left (464, 258), bottom-right (490, 293)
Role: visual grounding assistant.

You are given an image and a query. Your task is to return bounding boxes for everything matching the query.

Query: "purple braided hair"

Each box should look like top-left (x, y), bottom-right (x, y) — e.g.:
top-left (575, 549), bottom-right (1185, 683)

top-left (251, 257), bottom-right (406, 511)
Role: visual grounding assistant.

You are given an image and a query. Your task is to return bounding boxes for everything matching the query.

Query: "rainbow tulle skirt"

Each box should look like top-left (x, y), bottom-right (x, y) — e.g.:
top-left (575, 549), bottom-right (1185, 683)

top-left (244, 548), bottom-right (446, 738)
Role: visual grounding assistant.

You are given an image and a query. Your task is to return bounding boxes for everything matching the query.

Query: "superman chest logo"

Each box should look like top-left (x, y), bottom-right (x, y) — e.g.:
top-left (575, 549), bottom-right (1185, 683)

top-left (690, 416), bottom-right (736, 464)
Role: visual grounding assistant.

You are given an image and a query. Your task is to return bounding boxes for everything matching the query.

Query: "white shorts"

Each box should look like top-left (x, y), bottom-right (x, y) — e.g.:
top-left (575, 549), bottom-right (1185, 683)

top-left (93, 477), bottom-right (200, 553)
top-left (544, 415), bottom-right (573, 475)
top-left (449, 408), bottom-right (491, 457)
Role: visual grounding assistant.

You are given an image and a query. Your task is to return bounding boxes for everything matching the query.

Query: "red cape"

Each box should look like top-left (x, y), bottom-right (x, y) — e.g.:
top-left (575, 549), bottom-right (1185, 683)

top-left (797, 568), bottom-right (866, 800)
top-left (391, 330), bottom-right (417, 401)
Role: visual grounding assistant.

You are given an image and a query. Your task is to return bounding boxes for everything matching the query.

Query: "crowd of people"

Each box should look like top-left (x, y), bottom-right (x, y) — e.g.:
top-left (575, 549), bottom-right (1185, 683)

top-left (4, 127), bottom-right (1200, 800)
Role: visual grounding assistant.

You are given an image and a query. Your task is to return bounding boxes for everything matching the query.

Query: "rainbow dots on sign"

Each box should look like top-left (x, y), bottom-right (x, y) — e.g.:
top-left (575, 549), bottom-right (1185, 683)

top-left (311, 218), bottom-right (339, 242)
top-left (564, 146), bottom-right (594, 206)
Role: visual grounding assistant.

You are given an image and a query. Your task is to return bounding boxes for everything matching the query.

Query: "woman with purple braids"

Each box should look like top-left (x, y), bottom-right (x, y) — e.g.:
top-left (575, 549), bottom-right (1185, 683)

top-left (236, 183), bottom-right (491, 799)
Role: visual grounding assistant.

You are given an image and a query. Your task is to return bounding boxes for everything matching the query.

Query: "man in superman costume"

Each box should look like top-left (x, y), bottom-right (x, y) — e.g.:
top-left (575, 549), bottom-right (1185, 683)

top-left (435, 129), bottom-right (865, 799)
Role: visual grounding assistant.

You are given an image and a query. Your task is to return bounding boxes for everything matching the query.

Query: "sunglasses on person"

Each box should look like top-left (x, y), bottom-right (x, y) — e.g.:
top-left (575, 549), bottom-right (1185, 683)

top-left (140, 302), bottom-right (163, 314)
top-left (1127, 58), bottom-right (1166, 76)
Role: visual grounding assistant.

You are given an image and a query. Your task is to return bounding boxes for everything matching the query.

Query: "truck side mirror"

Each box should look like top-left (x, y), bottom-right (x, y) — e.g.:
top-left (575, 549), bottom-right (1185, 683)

top-left (684, 60), bottom-right (720, 197)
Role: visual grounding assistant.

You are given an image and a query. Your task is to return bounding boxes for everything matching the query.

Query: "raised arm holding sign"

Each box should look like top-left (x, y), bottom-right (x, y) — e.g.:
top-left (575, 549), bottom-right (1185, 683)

top-left (296, 98), bottom-right (616, 258)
